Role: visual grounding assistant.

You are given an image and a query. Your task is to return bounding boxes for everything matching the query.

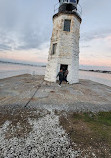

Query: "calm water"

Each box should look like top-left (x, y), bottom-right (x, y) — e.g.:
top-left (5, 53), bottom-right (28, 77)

top-left (80, 71), bottom-right (111, 87)
top-left (0, 63), bottom-right (46, 79)
top-left (0, 63), bottom-right (111, 87)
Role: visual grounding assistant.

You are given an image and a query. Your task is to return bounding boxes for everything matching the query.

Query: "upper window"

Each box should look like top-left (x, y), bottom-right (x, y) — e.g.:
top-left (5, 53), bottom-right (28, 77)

top-left (63, 19), bottom-right (71, 32)
top-left (52, 43), bottom-right (57, 55)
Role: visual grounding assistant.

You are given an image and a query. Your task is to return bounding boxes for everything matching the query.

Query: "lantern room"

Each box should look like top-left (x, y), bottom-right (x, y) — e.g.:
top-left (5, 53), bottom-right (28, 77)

top-left (59, 0), bottom-right (79, 5)
top-left (58, 0), bottom-right (79, 13)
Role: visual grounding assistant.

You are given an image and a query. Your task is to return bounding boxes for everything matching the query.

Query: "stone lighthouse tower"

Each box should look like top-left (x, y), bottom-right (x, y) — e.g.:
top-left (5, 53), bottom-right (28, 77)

top-left (44, 0), bottom-right (82, 84)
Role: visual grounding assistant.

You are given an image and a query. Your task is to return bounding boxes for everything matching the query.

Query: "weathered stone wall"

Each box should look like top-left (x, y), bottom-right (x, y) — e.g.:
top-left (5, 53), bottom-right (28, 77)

top-left (44, 13), bottom-right (81, 83)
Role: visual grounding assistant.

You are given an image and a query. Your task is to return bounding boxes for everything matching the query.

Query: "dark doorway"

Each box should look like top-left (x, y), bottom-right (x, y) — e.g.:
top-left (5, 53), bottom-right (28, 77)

top-left (60, 64), bottom-right (68, 71)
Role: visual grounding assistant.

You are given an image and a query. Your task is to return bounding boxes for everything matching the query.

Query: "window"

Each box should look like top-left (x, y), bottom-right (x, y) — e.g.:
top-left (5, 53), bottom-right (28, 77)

top-left (63, 19), bottom-right (71, 32)
top-left (52, 43), bottom-right (57, 55)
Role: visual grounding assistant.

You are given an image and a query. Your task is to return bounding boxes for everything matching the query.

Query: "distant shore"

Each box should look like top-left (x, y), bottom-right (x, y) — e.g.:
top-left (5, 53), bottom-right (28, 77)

top-left (0, 60), bottom-right (46, 67)
top-left (80, 69), bottom-right (111, 74)
top-left (0, 61), bottom-right (111, 73)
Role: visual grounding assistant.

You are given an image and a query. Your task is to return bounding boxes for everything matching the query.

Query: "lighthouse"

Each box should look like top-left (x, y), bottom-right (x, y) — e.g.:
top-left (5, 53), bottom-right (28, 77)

top-left (44, 0), bottom-right (82, 84)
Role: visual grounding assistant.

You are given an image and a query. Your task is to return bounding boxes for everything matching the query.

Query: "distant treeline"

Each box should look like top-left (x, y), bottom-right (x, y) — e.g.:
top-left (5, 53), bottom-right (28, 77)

top-left (80, 69), bottom-right (111, 74)
top-left (0, 61), bottom-right (46, 67)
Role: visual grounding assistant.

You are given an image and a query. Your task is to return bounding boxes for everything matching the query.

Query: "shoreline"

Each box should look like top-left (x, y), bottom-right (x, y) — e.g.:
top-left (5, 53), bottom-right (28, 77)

top-left (80, 69), bottom-right (111, 74)
top-left (1, 61), bottom-right (111, 73)
top-left (0, 72), bottom-right (111, 88)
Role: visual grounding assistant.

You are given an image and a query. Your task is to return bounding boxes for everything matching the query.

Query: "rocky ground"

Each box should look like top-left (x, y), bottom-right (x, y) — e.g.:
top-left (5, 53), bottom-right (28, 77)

top-left (0, 74), bottom-right (111, 158)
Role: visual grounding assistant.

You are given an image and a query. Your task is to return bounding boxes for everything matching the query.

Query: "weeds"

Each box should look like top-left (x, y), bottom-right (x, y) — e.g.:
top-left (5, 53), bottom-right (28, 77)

top-left (59, 111), bottom-right (111, 157)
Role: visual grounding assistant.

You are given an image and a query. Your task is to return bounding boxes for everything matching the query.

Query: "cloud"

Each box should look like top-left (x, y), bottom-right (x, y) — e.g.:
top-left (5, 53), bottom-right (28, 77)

top-left (80, 29), bottom-right (111, 42)
top-left (0, 26), bottom-right (50, 51)
top-left (0, 44), bottom-right (11, 51)
top-left (17, 26), bottom-right (50, 50)
top-left (80, 45), bottom-right (90, 48)
top-left (80, 0), bottom-right (110, 17)
top-left (0, 0), bottom-right (52, 52)
top-left (105, 35), bottom-right (111, 46)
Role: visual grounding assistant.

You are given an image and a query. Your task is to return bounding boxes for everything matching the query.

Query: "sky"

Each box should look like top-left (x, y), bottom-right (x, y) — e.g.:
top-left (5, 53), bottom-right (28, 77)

top-left (0, 0), bottom-right (111, 70)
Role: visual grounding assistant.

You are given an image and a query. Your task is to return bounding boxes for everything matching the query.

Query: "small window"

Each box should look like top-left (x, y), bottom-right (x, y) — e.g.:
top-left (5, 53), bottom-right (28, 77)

top-left (64, 19), bottom-right (71, 32)
top-left (52, 43), bottom-right (57, 55)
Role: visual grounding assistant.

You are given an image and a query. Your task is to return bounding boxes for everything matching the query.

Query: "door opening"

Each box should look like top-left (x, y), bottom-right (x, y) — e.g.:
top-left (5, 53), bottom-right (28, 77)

top-left (60, 64), bottom-right (68, 72)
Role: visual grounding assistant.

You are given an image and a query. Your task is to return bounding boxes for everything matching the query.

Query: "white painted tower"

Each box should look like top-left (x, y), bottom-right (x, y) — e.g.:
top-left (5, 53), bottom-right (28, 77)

top-left (44, 0), bottom-right (82, 84)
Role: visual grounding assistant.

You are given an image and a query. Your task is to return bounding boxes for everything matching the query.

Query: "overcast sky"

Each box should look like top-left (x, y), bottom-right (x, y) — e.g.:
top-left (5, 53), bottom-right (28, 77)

top-left (0, 0), bottom-right (111, 69)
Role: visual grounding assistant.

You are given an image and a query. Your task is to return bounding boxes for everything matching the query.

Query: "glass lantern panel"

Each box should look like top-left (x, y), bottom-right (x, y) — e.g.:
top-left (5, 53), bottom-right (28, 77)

top-left (70, 0), bottom-right (77, 3)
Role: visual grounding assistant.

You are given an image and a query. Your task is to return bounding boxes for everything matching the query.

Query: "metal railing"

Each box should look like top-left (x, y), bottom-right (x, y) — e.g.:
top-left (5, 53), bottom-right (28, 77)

top-left (54, 2), bottom-right (82, 17)
top-left (77, 4), bottom-right (82, 17)
top-left (54, 2), bottom-right (59, 13)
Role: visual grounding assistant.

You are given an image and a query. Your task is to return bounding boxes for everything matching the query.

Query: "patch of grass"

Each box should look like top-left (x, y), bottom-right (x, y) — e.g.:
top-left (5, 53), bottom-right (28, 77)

top-left (84, 112), bottom-right (111, 126)
top-left (59, 111), bottom-right (111, 157)
top-left (85, 112), bottom-right (111, 146)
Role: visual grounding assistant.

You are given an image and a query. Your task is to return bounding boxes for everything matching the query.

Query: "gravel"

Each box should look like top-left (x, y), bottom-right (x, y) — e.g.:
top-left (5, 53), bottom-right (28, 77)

top-left (0, 112), bottom-right (81, 158)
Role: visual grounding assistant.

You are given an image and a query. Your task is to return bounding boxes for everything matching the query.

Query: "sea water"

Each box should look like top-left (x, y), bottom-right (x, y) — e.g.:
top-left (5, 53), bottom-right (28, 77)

top-left (0, 62), bottom-right (111, 87)
top-left (0, 63), bottom-right (46, 79)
